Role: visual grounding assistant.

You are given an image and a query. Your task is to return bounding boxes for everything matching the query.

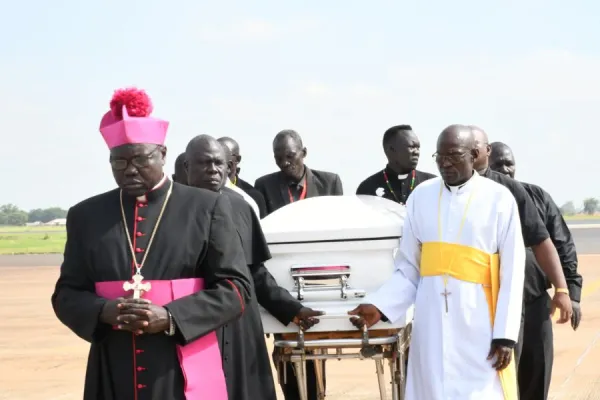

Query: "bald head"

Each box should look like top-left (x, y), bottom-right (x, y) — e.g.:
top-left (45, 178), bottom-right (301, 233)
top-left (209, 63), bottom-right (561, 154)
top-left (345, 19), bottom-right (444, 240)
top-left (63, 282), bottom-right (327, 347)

top-left (489, 141), bottom-right (516, 178)
top-left (217, 136), bottom-right (241, 179)
top-left (438, 124), bottom-right (476, 148)
top-left (217, 137), bottom-right (239, 154)
top-left (185, 134), bottom-right (228, 192)
top-left (435, 124), bottom-right (478, 186)
top-left (172, 152), bottom-right (188, 185)
top-left (468, 125), bottom-right (491, 173)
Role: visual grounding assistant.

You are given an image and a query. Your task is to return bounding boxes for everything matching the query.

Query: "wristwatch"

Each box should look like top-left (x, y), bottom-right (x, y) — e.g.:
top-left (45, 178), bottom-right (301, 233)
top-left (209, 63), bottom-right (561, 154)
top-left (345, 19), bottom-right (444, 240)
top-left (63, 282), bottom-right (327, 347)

top-left (164, 311), bottom-right (176, 336)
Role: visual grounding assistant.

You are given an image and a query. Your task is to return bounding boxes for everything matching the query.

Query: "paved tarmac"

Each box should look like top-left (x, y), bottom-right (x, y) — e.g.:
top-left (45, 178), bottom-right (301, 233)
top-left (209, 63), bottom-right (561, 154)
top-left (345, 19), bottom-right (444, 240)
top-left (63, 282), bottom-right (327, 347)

top-left (1, 257), bottom-right (598, 399)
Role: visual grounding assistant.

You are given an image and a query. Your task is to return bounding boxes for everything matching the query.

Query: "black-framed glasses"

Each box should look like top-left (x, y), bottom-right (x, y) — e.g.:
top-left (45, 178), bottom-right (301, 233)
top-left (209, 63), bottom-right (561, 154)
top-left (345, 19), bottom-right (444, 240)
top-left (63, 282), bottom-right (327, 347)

top-left (432, 152), bottom-right (468, 164)
top-left (110, 147), bottom-right (160, 171)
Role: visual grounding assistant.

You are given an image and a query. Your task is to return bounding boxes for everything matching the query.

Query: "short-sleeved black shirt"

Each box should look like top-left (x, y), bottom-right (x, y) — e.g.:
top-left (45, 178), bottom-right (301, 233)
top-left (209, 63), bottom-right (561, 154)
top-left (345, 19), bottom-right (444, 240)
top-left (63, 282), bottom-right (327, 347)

top-left (480, 168), bottom-right (550, 247)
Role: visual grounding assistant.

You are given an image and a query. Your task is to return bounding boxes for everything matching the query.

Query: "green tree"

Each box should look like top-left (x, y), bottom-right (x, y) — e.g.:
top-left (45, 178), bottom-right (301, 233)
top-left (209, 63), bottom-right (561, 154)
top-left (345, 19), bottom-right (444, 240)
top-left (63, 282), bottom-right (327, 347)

top-left (27, 208), bottom-right (44, 223)
top-left (27, 207), bottom-right (67, 223)
top-left (583, 198), bottom-right (599, 215)
top-left (0, 204), bottom-right (29, 226)
top-left (560, 201), bottom-right (576, 216)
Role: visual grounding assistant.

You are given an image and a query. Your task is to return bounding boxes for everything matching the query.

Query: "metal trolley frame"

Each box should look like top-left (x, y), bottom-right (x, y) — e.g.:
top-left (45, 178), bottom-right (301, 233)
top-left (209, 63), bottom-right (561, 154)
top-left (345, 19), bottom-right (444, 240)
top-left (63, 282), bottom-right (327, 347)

top-left (272, 314), bottom-right (412, 400)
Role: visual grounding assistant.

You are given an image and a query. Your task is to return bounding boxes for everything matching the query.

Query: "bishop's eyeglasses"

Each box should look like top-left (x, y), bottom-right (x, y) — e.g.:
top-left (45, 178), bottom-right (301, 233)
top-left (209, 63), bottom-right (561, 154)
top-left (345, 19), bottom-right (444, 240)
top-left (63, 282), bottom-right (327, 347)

top-left (110, 147), bottom-right (160, 171)
top-left (432, 152), bottom-right (468, 164)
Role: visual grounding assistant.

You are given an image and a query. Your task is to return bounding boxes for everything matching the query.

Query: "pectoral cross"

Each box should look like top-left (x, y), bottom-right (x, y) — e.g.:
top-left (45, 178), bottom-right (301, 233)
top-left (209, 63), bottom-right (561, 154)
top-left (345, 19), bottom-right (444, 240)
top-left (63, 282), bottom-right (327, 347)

top-left (123, 274), bottom-right (151, 299)
top-left (441, 286), bottom-right (451, 313)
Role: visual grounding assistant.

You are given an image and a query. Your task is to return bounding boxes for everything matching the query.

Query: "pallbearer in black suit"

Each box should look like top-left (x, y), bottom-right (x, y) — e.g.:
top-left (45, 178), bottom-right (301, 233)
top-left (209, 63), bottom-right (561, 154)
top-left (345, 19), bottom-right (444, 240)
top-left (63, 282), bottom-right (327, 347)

top-left (171, 152), bottom-right (187, 184)
top-left (256, 129), bottom-right (341, 400)
top-left (470, 125), bottom-right (573, 330)
top-left (255, 129), bottom-right (343, 216)
top-left (185, 134), bottom-right (323, 400)
top-left (356, 124), bottom-right (436, 204)
top-left (217, 136), bottom-right (268, 218)
top-left (490, 141), bottom-right (582, 400)
top-left (51, 88), bottom-right (251, 400)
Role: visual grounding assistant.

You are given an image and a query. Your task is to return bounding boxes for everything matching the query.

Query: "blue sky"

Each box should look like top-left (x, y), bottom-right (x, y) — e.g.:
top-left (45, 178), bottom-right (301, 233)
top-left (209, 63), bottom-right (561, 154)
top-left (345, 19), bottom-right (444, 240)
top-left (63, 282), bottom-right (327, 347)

top-left (2, 1), bottom-right (599, 210)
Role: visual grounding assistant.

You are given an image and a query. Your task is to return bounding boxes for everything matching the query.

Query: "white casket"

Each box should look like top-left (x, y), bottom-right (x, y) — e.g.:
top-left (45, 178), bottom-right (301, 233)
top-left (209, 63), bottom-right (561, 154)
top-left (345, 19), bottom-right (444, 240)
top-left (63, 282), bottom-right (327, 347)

top-left (259, 195), bottom-right (414, 334)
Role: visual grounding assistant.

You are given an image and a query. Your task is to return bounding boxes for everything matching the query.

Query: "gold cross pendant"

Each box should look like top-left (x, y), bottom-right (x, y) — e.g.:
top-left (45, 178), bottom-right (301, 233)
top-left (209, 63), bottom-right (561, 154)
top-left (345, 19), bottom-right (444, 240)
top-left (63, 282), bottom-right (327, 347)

top-left (123, 273), bottom-right (152, 299)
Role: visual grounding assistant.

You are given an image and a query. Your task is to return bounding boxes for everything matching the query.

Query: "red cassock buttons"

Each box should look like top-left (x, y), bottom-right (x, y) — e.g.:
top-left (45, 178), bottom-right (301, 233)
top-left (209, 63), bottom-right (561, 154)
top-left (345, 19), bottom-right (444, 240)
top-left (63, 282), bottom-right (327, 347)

top-left (136, 216), bottom-right (145, 222)
top-left (136, 349), bottom-right (145, 354)
top-left (136, 232), bottom-right (144, 237)
top-left (135, 248), bottom-right (144, 253)
top-left (137, 366), bottom-right (146, 372)
top-left (137, 384), bottom-right (146, 389)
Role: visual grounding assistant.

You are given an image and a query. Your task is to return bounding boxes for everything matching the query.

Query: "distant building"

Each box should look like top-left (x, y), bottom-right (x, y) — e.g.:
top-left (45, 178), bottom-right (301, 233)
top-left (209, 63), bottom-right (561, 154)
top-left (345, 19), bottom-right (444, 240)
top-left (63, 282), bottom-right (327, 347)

top-left (44, 218), bottom-right (66, 226)
top-left (26, 221), bottom-right (42, 226)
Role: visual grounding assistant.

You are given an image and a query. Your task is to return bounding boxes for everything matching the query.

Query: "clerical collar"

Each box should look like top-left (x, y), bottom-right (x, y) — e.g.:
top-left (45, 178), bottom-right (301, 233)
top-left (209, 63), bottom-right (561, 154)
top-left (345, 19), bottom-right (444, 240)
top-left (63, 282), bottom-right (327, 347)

top-left (385, 165), bottom-right (412, 180)
top-left (136, 175), bottom-right (168, 203)
top-left (444, 171), bottom-right (478, 193)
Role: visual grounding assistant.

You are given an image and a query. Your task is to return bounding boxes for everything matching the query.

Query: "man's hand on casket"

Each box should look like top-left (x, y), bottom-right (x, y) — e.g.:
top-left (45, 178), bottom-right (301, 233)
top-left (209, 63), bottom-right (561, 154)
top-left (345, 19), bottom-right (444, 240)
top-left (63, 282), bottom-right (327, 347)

top-left (348, 304), bottom-right (382, 329)
top-left (292, 307), bottom-right (324, 331)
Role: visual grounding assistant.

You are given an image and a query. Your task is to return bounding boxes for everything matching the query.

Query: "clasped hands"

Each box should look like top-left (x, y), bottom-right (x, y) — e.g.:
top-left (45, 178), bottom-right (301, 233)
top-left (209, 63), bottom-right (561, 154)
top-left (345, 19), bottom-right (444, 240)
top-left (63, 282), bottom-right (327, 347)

top-left (100, 297), bottom-right (170, 335)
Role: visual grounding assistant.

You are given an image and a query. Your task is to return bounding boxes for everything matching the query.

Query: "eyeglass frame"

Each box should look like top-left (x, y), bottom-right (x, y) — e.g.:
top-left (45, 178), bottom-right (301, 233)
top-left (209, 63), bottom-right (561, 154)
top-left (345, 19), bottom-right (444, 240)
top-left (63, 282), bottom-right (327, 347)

top-left (432, 151), bottom-right (469, 165)
top-left (109, 146), bottom-right (161, 171)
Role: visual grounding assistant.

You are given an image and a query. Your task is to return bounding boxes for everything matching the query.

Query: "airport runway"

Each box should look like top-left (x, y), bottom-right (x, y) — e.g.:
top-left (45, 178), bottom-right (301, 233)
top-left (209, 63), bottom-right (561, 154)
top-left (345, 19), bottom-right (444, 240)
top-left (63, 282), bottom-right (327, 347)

top-left (1, 225), bottom-right (599, 267)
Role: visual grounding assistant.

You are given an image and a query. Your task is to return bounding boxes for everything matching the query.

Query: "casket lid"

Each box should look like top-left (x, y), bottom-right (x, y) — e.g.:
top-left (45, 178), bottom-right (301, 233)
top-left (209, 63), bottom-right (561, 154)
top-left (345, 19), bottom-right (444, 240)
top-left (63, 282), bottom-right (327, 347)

top-left (261, 195), bottom-right (406, 244)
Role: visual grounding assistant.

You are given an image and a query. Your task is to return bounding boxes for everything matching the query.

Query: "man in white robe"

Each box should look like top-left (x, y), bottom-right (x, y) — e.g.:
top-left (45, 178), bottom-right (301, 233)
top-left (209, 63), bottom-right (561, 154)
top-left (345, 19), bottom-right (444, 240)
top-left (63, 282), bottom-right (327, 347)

top-left (350, 124), bottom-right (525, 400)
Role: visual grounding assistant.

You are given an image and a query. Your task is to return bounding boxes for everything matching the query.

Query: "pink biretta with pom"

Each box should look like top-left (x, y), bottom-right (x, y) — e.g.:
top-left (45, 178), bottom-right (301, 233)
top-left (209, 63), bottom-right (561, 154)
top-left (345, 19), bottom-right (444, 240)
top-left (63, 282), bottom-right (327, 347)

top-left (99, 87), bottom-right (169, 149)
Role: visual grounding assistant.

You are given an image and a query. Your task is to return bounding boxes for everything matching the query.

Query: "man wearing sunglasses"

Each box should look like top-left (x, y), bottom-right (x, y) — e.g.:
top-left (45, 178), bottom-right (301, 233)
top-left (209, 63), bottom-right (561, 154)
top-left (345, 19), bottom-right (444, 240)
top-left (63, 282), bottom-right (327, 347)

top-left (51, 87), bottom-right (251, 400)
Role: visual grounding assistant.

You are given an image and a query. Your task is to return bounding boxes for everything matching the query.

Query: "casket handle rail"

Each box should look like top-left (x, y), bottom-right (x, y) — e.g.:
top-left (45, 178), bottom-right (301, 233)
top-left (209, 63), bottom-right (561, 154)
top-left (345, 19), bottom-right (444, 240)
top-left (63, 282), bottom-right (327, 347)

top-left (293, 314), bottom-right (379, 358)
top-left (290, 264), bottom-right (366, 301)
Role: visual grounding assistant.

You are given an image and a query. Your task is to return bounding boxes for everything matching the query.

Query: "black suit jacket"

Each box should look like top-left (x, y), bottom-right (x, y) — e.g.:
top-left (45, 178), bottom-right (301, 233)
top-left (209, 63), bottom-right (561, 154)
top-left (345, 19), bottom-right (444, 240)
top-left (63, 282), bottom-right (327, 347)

top-left (254, 166), bottom-right (343, 215)
top-left (236, 177), bottom-right (268, 218)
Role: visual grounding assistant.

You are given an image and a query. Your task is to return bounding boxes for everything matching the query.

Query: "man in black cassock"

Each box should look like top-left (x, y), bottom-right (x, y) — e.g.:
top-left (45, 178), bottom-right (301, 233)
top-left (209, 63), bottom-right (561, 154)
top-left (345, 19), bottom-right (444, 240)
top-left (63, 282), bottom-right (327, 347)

top-left (490, 141), bottom-right (583, 400)
top-left (51, 88), bottom-right (252, 400)
top-left (356, 124), bottom-right (436, 203)
top-left (185, 134), bottom-right (323, 400)
top-left (217, 136), bottom-right (268, 218)
top-left (255, 129), bottom-right (343, 217)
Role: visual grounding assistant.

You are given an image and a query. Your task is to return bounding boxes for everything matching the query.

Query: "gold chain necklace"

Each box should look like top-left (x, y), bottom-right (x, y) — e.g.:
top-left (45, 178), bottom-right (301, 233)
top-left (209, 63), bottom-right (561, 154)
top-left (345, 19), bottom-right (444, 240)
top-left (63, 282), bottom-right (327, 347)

top-left (119, 181), bottom-right (173, 280)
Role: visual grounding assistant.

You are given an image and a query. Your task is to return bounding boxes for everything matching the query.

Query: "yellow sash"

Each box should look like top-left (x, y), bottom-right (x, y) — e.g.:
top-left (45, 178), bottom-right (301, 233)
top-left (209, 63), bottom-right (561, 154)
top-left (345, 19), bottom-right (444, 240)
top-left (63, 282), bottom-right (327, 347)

top-left (420, 242), bottom-right (518, 400)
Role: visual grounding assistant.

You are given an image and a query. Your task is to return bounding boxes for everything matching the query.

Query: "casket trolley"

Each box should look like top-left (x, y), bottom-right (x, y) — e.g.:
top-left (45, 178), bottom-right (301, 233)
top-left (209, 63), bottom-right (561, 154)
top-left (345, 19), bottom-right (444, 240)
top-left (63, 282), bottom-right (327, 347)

top-left (259, 195), bottom-right (413, 400)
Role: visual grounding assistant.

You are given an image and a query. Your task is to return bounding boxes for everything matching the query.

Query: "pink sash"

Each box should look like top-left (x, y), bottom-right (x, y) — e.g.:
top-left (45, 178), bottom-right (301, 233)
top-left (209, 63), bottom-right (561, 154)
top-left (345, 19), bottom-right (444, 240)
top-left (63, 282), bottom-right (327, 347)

top-left (95, 278), bottom-right (228, 400)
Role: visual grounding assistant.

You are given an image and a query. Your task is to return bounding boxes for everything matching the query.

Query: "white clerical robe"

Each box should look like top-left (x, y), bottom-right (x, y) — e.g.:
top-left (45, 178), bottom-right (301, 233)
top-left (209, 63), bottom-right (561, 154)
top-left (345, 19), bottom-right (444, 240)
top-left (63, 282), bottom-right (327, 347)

top-left (225, 178), bottom-right (260, 217)
top-left (366, 172), bottom-right (525, 400)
